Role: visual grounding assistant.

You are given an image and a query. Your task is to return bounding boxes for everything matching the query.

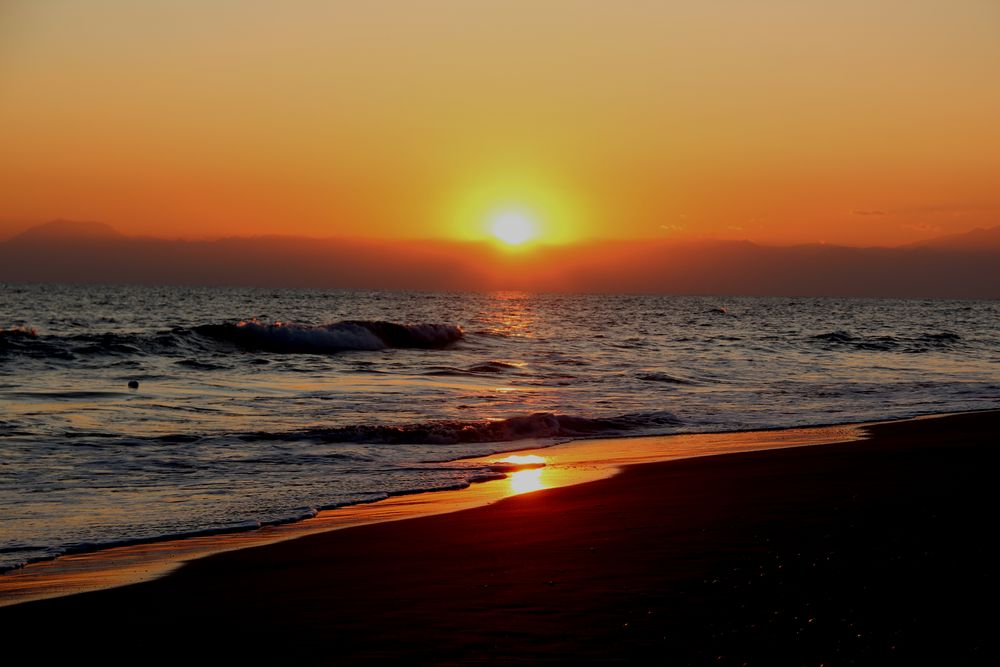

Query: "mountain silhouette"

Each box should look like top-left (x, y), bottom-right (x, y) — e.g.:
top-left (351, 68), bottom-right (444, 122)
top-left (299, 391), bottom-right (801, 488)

top-left (10, 219), bottom-right (124, 242)
top-left (908, 225), bottom-right (1000, 251)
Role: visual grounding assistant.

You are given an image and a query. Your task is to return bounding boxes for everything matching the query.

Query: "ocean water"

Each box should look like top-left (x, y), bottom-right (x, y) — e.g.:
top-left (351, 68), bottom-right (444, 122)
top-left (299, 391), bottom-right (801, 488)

top-left (1, 284), bottom-right (999, 571)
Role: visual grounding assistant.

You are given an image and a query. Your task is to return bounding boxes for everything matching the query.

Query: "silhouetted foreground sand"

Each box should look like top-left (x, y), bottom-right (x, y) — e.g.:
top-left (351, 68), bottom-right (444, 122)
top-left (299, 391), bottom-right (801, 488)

top-left (3, 411), bottom-right (996, 665)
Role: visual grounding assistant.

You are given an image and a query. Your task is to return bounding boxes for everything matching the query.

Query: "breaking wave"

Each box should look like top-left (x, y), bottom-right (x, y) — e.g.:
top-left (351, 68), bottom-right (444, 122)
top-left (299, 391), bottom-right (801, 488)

top-left (809, 330), bottom-right (963, 353)
top-left (194, 320), bottom-right (464, 353)
top-left (0, 319), bottom-right (464, 358)
top-left (241, 411), bottom-right (682, 446)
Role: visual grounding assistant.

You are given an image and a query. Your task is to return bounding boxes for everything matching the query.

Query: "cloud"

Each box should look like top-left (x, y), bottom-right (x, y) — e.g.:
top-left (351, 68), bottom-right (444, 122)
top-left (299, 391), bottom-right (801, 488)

top-left (901, 204), bottom-right (983, 217)
top-left (900, 223), bottom-right (942, 233)
top-left (853, 204), bottom-right (989, 218)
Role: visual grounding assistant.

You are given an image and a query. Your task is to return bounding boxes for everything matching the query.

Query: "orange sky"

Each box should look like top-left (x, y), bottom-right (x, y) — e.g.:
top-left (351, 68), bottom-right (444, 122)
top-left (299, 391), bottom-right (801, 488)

top-left (2, 1), bottom-right (998, 247)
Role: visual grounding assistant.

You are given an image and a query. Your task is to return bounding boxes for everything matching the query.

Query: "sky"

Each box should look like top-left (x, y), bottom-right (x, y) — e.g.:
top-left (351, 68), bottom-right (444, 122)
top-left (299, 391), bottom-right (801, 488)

top-left (2, 0), bottom-right (999, 247)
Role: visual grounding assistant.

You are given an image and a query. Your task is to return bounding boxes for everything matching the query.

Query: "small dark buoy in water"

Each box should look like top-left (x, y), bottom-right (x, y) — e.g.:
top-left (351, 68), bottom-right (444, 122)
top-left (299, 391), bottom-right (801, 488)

top-left (128, 380), bottom-right (139, 389)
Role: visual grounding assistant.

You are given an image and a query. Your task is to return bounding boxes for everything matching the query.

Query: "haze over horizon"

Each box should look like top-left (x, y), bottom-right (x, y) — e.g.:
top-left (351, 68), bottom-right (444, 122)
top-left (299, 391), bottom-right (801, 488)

top-left (4, 217), bottom-right (1000, 248)
top-left (3, 219), bottom-right (999, 297)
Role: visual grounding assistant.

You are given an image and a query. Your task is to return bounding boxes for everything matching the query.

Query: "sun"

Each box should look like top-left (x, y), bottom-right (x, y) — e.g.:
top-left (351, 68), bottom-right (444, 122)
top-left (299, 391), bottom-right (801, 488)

top-left (490, 211), bottom-right (538, 245)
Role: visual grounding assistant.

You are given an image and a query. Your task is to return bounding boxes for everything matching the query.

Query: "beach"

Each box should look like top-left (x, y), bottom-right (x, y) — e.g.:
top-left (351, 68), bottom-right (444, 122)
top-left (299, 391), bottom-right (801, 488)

top-left (2, 410), bottom-right (995, 664)
top-left (5, 2), bottom-right (1000, 664)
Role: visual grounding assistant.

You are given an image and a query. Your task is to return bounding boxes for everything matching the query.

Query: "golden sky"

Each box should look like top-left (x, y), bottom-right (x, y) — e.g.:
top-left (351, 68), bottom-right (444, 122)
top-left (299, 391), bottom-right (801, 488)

top-left (2, 0), bottom-right (998, 246)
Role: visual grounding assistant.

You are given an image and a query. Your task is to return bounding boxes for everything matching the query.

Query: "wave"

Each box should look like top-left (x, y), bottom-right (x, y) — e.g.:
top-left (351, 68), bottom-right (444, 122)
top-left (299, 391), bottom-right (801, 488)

top-left (809, 330), bottom-right (963, 353)
top-left (174, 358), bottom-right (228, 370)
top-left (0, 319), bottom-right (464, 358)
top-left (637, 371), bottom-right (696, 385)
top-left (0, 328), bottom-right (194, 359)
top-left (193, 320), bottom-right (463, 353)
top-left (239, 411), bottom-right (682, 446)
top-left (422, 360), bottom-right (522, 377)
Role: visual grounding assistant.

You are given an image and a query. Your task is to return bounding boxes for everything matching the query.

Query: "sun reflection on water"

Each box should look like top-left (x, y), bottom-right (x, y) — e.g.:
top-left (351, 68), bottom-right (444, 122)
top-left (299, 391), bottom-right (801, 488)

top-left (476, 291), bottom-right (535, 338)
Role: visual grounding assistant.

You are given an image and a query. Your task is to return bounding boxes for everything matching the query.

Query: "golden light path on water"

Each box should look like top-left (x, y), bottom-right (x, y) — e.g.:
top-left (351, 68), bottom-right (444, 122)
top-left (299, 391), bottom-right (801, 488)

top-left (0, 422), bottom-right (871, 607)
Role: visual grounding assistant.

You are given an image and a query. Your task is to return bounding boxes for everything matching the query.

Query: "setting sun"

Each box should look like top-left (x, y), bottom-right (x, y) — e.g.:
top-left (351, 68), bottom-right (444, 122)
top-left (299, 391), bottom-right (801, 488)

top-left (490, 211), bottom-right (538, 246)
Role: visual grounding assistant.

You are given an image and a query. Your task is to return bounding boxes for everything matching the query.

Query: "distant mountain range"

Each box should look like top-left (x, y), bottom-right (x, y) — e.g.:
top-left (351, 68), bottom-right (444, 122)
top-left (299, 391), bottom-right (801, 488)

top-left (904, 225), bottom-right (1000, 251)
top-left (2, 220), bottom-right (998, 298)
top-left (9, 219), bottom-right (124, 241)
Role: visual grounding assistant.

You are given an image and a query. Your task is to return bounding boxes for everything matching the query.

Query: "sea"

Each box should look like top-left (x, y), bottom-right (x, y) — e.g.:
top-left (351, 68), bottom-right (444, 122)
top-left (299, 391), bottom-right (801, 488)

top-left (2, 283), bottom-right (998, 572)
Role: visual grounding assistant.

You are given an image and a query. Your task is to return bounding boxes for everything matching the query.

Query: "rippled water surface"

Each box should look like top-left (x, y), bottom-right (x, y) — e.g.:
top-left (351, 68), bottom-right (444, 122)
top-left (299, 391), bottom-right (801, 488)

top-left (2, 284), bottom-right (998, 570)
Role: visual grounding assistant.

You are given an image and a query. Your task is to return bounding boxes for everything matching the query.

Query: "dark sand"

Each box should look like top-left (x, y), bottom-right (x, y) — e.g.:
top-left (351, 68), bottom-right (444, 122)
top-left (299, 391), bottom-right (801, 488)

top-left (3, 411), bottom-right (997, 665)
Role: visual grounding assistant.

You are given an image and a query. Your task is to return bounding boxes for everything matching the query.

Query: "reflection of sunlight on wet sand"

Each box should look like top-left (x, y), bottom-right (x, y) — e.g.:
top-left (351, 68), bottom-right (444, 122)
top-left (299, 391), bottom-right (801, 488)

top-left (498, 454), bottom-right (545, 466)
top-left (508, 468), bottom-right (546, 494)
top-left (500, 425), bottom-right (868, 471)
top-left (497, 454), bottom-right (548, 494)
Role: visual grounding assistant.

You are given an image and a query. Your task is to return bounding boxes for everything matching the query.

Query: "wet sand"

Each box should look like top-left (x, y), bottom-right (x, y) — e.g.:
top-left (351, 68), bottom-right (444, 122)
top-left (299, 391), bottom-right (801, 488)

top-left (2, 411), bottom-right (996, 664)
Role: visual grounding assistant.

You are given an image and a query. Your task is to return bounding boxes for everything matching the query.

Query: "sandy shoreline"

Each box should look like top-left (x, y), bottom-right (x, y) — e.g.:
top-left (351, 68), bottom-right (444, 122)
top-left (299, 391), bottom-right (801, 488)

top-left (0, 421), bottom-right (863, 606)
top-left (2, 410), bottom-right (997, 664)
